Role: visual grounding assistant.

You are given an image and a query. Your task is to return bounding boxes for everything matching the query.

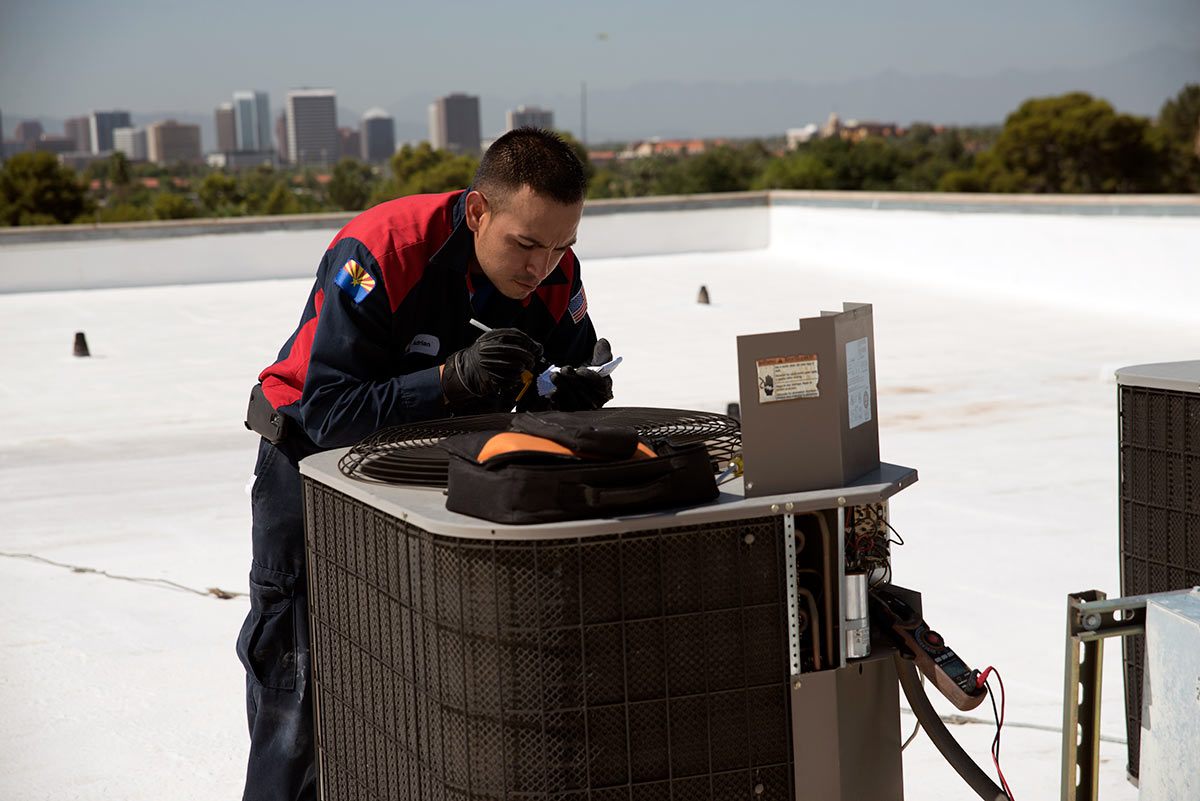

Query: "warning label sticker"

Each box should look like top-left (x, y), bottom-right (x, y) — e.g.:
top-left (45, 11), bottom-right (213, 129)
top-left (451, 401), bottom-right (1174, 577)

top-left (756, 354), bottom-right (819, 403)
top-left (846, 336), bottom-right (871, 429)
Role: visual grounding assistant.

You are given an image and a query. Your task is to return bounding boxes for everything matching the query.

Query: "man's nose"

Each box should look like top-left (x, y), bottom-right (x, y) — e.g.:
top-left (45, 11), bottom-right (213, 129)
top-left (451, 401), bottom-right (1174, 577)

top-left (527, 248), bottom-right (556, 277)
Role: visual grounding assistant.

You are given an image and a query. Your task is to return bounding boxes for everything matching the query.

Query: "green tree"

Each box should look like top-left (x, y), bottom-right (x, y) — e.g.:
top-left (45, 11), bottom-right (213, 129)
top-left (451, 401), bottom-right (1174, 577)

top-left (390, 143), bottom-right (479, 196)
top-left (241, 165), bottom-right (282, 214)
top-left (327, 158), bottom-right (377, 211)
top-left (109, 151), bottom-right (132, 204)
top-left (407, 156), bottom-right (478, 194)
top-left (671, 145), bottom-right (766, 194)
top-left (755, 152), bottom-right (835, 190)
top-left (1157, 84), bottom-right (1200, 151)
top-left (96, 203), bottom-right (155, 223)
top-left (153, 191), bottom-right (198, 219)
top-left (0, 151), bottom-right (91, 225)
top-left (1157, 84), bottom-right (1200, 191)
top-left (955, 92), bottom-right (1170, 193)
top-left (390, 143), bottom-right (449, 186)
top-left (365, 178), bottom-right (402, 208)
top-left (197, 172), bottom-right (245, 216)
top-left (261, 181), bottom-right (301, 215)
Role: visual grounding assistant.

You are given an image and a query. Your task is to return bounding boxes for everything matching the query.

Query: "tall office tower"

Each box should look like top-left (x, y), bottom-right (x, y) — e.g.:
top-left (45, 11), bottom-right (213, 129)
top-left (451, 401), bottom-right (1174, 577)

top-left (112, 126), bottom-right (148, 160)
top-left (233, 90), bottom-right (271, 152)
top-left (64, 117), bottom-right (91, 151)
top-left (338, 128), bottom-right (361, 159)
top-left (89, 110), bottom-right (133, 153)
top-left (286, 89), bottom-right (338, 166)
top-left (215, 103), bottom-right (236, 153)
top-left (146, 120), bottom-right (202, 164)
top-left (275, 112), bottom-right (289, 163)
top-left (13, 120), bottom-right (44, 147)
top-left (360, 107), bottom-right (395, 163)
top-left (429, 93), bottom-right (481, 155)
top-left (505, 105), bottom-right (553, 132)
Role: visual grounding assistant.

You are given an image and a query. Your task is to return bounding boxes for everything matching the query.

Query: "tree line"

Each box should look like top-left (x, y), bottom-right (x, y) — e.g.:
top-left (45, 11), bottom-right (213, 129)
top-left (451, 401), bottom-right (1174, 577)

top-left (2, 85), bottom-right (1196, 227)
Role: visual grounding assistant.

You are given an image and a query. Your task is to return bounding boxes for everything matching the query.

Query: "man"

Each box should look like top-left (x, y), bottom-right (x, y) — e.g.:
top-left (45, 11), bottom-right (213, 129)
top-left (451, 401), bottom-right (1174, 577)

top-left (238, 128), bottom-right (611, 801)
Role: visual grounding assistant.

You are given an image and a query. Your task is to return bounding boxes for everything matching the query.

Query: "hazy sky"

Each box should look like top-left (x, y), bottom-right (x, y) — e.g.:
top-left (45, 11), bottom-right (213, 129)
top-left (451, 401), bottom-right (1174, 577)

top-left (3, 0), bottom-right (1198, 128)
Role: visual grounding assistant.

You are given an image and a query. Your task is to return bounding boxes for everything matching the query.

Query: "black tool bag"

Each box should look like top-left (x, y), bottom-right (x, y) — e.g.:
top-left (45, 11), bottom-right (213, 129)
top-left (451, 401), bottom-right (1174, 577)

top-left (439, 412), bottom-right (719, 524)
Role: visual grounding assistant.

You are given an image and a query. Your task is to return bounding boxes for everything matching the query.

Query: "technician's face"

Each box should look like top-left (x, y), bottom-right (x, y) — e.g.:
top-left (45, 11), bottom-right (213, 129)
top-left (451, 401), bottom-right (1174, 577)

top-left (465, 186), bottom-right (583, 300)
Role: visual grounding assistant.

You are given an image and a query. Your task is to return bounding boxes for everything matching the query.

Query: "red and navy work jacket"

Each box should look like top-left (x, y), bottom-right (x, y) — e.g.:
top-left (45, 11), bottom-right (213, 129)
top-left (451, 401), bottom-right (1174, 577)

top-left (258, 190), bottom-right (597, 452)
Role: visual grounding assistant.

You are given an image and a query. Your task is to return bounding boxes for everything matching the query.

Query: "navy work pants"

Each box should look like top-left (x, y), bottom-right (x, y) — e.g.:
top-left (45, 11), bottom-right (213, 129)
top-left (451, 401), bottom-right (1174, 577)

top-left (236, 437), bottom-right (317, 801)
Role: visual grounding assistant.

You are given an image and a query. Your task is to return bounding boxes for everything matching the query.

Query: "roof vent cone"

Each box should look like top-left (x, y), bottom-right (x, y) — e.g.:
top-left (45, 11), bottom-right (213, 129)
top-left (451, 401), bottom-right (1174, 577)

top-left (1114, 360), bottom-right (1200, 782)
top-left (697, 285), bottom-right (710, 304)
top-left (73, 332), bottom-right (90, 357)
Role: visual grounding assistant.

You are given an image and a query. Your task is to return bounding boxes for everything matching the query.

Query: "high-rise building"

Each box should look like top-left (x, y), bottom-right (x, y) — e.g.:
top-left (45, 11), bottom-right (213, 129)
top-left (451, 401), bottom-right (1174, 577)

top-left (505, 105), bottom-right (554, 132)
top-left (233, 90), bottom-right (271, 152)
top-left (112, 127), bottom-right (148, 160)
top-left (13, 120), bottom-right (44, 147)
top-left (338, 128), bottom-right (361, 160)
top-left (89, 110), bottom-right (133, 153)
top-left (64, 117), bottom-right (91, 152)
top-left (429, 93), bottom-right (481, 155)
top-left (360, 108), bottom-right (396, 163)
top-left (215, 103), bottom-right (236, 153)
top-left (275, 112), bottom-right (289, 163)
top-left (286, 89), bottom-right (338, 166)
top-left (146, 120), bottom-right (202, 164)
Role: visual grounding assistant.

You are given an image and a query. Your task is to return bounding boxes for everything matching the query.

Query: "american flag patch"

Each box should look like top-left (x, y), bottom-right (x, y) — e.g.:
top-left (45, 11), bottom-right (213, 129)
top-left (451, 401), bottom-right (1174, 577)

top-left (568, 285), bottom-right (588, 324)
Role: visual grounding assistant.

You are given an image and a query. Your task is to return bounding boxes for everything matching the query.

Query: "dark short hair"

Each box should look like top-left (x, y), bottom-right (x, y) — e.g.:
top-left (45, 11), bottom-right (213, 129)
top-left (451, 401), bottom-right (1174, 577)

top-left (473, 127), bottom-right (587, 207)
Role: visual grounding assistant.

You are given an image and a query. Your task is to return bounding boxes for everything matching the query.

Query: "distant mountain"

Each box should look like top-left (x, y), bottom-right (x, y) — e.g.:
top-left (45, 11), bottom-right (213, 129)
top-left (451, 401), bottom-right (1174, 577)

top-left (8, 45), bottom-right (1196, 152)
top-left (504, 44), bottom-right (1199, 141)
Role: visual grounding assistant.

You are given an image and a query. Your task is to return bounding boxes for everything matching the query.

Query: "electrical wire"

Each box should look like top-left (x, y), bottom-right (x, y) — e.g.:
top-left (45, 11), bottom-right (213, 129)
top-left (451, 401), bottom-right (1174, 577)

top-left (894, 653), bottom-right (1009, 801)
top-left (977, 665), bottom-right (1015, 800)
top-left (901, 669), bottom-right (925, 750)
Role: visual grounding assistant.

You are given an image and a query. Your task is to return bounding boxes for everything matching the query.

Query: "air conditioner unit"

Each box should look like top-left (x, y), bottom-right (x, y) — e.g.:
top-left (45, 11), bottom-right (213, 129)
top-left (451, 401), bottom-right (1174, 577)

top-left (1115, 360), bottom-right (1200, 782)
top-left (299, 410), bottom-right (916, 799)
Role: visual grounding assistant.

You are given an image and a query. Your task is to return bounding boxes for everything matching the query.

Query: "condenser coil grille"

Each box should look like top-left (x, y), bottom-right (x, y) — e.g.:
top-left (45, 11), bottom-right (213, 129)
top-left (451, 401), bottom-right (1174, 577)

top-left (1118, 380), bottom-right (1200, 779)
top-left (304, 480), bottom-right (795, 799)
top-left (337, 407), bottom-right (741, 488)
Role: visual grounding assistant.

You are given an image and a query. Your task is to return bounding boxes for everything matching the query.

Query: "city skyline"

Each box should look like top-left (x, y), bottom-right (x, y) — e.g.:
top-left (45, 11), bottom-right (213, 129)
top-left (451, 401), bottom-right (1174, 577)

top-left (3, 0), bottom-right (1198, 145)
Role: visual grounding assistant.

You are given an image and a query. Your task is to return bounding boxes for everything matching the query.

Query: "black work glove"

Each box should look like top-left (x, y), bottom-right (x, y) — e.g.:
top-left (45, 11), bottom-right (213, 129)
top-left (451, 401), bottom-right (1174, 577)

top-left (442, 328), bottom-right (542, 408)
top-left (549, 338), bottom-right (615, 412)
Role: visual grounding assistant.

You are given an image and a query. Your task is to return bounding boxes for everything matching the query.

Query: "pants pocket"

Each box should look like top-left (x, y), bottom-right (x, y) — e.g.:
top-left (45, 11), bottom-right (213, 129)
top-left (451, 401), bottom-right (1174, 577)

top-left (237, 562), bottom-right (298, 691)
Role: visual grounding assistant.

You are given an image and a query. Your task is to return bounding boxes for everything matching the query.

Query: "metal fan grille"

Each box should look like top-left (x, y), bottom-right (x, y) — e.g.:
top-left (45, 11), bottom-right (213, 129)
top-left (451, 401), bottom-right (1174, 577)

top-left (305, 480), bottom-right (794, 799)
top-left (338, 408), bottom-right (741, 487)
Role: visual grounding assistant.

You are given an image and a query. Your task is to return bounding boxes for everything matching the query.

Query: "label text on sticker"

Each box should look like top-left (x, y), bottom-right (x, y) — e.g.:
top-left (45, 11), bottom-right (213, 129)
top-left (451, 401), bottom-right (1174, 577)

top-left (756, 354), bottom-right (819, 403)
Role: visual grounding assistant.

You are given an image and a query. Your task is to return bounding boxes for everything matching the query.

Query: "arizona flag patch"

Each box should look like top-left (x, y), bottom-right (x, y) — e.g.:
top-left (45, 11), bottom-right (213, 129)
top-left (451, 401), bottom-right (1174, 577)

top-left (568, 285), bottom-right (588, 323)
top-left (334, 259), bottom-right (376, 304)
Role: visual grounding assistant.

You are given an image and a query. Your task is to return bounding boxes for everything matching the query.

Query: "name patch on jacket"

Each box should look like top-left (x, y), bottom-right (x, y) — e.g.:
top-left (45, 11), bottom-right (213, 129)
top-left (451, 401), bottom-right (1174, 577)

top-left (335, 259), bottom-right (376, 303)
top-left (407, 334), bottom-right (440, 356)
top-left (568, 285), bottom-right (588, 323)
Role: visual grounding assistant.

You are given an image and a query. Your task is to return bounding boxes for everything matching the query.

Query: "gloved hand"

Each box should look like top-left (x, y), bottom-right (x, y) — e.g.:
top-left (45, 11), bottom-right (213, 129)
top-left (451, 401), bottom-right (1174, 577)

top-left (442, 328), bottom-right (542, 408)
top-left (549, 338), bottom-right (615, 412)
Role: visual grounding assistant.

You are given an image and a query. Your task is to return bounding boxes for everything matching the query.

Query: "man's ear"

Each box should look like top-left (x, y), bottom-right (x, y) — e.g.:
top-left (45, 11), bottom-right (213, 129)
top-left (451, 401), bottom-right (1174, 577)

top-left (464, 189), bottom-right (487, 232)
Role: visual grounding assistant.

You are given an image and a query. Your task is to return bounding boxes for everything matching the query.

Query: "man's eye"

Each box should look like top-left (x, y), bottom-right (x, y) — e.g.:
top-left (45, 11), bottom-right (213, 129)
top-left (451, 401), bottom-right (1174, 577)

top-left (517, 242), bottom-right (534, 250)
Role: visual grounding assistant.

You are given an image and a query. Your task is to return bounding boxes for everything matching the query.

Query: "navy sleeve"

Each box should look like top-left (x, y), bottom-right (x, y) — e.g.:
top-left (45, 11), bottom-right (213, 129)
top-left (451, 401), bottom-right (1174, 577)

top-left (296, 239), bottom-right (446, 449)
